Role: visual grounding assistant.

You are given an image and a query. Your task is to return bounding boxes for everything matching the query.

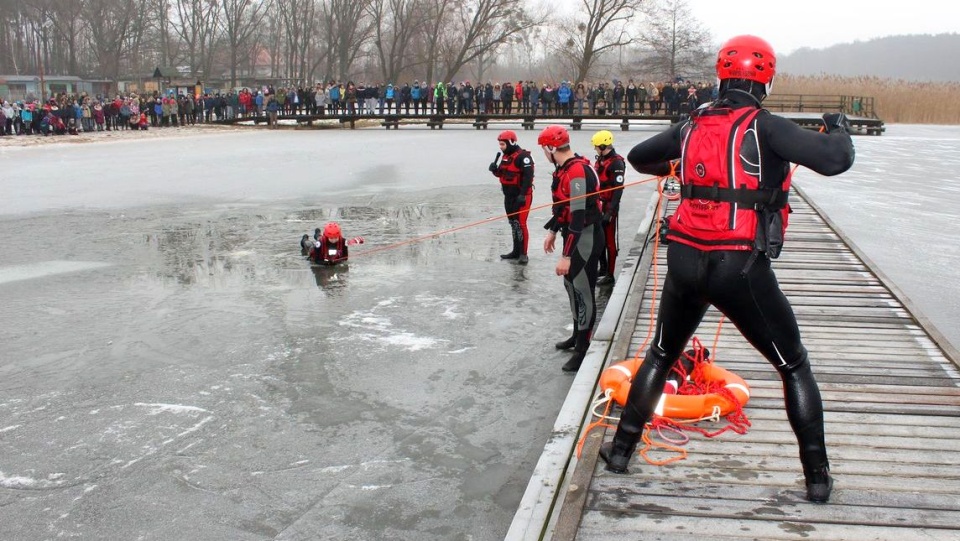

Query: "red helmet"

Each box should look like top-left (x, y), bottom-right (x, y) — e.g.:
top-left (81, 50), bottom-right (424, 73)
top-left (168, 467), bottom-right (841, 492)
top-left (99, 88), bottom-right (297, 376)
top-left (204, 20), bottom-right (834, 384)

top-left (497, 130), bottom-right (517, 144)
top-left (323, 222), bottom-right (341, 238)
top-left (716, 35), bottom-right (776, 85)
top-left (537, 125), bottom-right (569, 148)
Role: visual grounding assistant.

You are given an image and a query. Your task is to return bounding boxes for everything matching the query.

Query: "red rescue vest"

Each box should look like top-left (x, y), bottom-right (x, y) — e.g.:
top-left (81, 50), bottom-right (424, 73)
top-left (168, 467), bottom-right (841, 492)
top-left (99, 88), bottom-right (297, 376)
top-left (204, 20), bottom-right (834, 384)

top-left (497, 149), bottom-right (532, 188)
top-left (312, 237), bottom-right (347, 265)
top-left (669, 107), bottom-right (791, 254)
top-left (551, 155), bottom-right (601, 227)
top-left (595, 152), bottom-right (624, 203)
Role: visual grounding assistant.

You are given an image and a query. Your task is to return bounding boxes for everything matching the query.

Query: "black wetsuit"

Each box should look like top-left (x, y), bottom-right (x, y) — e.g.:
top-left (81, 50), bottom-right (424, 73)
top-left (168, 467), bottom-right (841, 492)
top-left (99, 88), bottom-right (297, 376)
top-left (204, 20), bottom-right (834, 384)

top-left (612, 89), bottom-right (855, 482)
top-left (547, 154), bottom-right (604, 356)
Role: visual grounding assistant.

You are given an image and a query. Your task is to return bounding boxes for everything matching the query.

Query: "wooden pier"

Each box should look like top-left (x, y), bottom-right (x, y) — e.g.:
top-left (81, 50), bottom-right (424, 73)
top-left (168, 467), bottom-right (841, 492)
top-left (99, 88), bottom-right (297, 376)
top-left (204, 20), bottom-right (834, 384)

top-left (507, 186), bottom-right (959, 540)
top-left (215, 93), bottom-right (885, 136)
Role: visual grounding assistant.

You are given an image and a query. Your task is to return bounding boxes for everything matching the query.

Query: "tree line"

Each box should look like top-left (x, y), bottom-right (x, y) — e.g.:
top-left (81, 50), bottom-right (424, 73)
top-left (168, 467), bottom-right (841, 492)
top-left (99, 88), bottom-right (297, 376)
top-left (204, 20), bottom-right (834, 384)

top-left (0, 0), bottom-right (716, 90)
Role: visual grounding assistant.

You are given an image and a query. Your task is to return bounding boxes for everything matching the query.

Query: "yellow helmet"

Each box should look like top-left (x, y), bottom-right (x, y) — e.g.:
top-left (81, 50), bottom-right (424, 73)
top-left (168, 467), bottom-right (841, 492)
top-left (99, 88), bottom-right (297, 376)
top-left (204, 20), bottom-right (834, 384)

top-left (591, 130), bottom-right (614, 148)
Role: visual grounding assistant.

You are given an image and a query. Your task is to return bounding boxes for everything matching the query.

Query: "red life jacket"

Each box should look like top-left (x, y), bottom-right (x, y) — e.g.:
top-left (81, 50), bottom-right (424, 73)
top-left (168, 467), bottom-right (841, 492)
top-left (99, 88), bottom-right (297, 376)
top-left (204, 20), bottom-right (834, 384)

top-left (551, 155), bottom-right (601, 227)
top-left (312, 237), bottom-right (347, 265)
top-left (669, 107), bottom-right (791, 254)
top-left (497, 149), bottom-right (532, 187)
top-left (595, 152), bottom-right (624, 203)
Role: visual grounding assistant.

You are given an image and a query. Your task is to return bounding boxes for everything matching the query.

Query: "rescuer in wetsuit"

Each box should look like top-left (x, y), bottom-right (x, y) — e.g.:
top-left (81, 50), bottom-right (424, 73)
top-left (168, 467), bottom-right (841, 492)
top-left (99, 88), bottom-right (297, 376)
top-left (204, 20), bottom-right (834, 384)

top-left (489, 130), bottom-right (535, 264)
top-left (597, 35), bottom-right (855, 504)
top-left (540, 125), bottom-right (604, 372)
top-left (306, 222), bottom-right (349, 266)
top-left (592, 129), bottom-right (627, 285)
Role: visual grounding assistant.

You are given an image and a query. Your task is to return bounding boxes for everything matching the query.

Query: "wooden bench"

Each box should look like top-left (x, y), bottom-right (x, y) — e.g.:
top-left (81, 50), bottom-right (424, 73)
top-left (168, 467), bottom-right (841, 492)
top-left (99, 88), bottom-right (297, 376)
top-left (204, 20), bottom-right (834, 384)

top-left (472, 116), bottom-right (490, 129)
top-left (426, 116), bottom-right (445, 129)
top-left (381, 115), bottom-right (401, 129)
top-left (521, 117), bottom-right (536, 130)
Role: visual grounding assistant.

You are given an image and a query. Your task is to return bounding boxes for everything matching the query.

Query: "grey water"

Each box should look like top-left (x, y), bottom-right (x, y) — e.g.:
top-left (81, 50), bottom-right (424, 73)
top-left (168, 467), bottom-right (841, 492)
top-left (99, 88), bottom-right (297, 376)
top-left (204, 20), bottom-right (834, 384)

top-left (0, 123), bottom-right (956, 540)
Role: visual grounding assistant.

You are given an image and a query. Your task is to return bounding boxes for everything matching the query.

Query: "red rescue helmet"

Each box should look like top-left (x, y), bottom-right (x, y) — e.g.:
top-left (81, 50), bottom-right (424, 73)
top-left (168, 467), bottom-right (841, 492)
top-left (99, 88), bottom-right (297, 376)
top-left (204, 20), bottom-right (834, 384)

top-left (537, 125), bottom-right (570, 148)
top-left (716, 35), bottom-right (776, 85)
top-left (497, 130), bottom-right (518, 144)
top-left (323, 222), bottom-right (341, 239)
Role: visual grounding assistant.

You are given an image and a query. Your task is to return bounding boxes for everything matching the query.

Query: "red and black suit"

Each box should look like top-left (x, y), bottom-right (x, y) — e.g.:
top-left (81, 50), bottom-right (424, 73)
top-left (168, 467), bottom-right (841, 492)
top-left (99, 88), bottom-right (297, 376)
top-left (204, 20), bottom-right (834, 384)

top-left (491, 144), bottom-right (535, 259)
top-left (309, 237), bottom-right (348, 266)
top-left (595, 147), bottom-right (626, 280)
top-left (605, 89), bottom-right (855, 485)
top-left (545, 154), bottom-right (604, 356)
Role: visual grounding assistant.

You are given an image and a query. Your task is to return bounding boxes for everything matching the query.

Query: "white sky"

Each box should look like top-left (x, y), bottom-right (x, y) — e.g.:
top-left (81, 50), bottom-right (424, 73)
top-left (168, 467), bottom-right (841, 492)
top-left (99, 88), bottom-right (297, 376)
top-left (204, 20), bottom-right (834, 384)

top-left (684, 0), bottom-right (960, 54)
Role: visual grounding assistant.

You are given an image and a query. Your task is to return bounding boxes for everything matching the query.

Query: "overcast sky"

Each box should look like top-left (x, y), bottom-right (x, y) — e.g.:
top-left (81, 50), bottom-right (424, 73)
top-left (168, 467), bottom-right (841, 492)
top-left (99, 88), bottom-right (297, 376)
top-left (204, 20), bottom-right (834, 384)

top-left (683, 0), bottom-right (959, 54)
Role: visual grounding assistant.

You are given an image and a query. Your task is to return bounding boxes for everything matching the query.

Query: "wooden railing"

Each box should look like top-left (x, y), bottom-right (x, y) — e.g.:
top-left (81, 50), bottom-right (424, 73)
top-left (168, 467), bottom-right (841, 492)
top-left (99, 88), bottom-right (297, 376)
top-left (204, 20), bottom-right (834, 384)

top-left (763, 94), bottom-right (877, 118)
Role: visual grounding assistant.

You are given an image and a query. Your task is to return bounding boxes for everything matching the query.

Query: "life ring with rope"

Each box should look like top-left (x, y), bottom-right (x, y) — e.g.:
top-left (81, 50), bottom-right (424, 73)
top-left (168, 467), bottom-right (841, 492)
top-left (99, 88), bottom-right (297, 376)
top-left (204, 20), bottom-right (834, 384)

top-left (599, 348), bottom-right (750, 420)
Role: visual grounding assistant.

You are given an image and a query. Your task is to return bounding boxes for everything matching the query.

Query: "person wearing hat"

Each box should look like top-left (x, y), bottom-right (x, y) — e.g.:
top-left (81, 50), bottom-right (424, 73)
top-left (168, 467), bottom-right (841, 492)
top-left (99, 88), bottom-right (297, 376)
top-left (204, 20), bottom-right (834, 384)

top-left (489, 130), bottom-right (535, 264)
top-left (591, 129), bottom-right (626, 285)
top-left (539, 125), bottom-right (604, 372)
top-left (598, 35), bottom-right (855, 504)
top-left (302, 222), bottom-right (364, 266)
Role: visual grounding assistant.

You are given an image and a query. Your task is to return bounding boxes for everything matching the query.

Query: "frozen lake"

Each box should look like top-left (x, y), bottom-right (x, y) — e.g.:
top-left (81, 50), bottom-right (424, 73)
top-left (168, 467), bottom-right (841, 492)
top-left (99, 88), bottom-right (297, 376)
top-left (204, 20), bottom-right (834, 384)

top-left (1, 122), bottom-right (957, 540)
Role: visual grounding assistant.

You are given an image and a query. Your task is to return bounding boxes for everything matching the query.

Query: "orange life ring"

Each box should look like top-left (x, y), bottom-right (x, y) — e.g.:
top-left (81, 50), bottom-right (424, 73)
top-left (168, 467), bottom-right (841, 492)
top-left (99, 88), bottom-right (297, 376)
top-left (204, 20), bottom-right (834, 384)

top-left (599, 358), bottom-right (750, 420)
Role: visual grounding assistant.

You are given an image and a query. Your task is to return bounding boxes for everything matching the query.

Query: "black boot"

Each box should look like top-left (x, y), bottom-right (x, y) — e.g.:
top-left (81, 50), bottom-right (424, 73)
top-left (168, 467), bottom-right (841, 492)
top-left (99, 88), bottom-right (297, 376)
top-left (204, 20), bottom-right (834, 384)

top-left (599, 433), bottom-right (639, 474)
top-left (562, 331), bottom-right (590, 372)
top-left (800, 442), bottom-right (832, 503)
top-left (501, 220), bottom-right (522, 260)
top-left (561, 349), bottom-right (585, 372)
top-left (555, 327), bottom-right (577, 350)
top-left (804, 464), bottom-right (833, 503)
top-left (518, 254), bottom-right (528, 265)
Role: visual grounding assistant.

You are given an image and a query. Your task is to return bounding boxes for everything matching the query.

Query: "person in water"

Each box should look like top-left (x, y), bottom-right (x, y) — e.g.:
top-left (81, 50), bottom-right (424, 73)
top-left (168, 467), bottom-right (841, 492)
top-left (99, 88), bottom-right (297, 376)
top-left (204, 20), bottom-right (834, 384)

top-left (300, 222), bottom-right (363, 265)
top-left (598, 35), bottom-right (855, 504)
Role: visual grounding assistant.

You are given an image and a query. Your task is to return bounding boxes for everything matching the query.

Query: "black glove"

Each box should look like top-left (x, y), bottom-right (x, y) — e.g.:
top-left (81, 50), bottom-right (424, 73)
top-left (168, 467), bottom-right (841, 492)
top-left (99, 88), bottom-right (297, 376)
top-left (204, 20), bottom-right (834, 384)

top-left (822, 113), bottom-right (850, 134)
top-left (516, 194), bottom-right (527, 205)
top-left (601, 211), bottom-right (613, 224)
top-left (488, 162), bottom-right (498, 173)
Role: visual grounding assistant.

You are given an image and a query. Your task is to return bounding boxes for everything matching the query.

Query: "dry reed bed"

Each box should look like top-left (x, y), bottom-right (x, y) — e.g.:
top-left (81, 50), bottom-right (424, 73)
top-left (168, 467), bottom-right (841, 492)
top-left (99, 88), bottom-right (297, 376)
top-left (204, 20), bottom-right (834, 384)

top-left (777, 75), bottom-right (960, 124)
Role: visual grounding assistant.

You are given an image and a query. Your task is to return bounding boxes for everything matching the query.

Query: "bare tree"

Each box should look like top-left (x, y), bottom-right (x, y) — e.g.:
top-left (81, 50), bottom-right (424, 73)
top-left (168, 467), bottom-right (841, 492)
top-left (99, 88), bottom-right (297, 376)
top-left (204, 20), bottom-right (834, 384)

top-left (436, 0), bottom-right (545, 83)
top-left (418, 0), bottom-right (453, 85)
top-left (150, 0), bottom-right (180, 67)
top-left (318, 0), bottom-right (373, 81)
top-left (550, 0), bottom-right (641, 84)
top-left (80, 0), bottom-right (141, 81)
top-left (172, 0), bottom-right (221, 79)
top-left (276, 0), bottom-right (320, 84)
top-left (367, 0), bottom-right (425, 83)
top-left (42, 0), bottom-right (84, 75)
top-left (636, 0), bottom-right (712, 81)
top-left (218, 0), bottom-right (269, 87)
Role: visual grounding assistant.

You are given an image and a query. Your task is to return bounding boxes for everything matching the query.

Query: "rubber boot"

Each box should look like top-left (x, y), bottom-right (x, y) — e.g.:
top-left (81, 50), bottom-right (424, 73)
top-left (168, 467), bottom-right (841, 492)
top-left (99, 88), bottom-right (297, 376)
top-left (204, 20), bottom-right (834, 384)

top-left (601, 347), bottom-right (673, 473)
top-left (598, 430), bottom-right (639, 474)
top-left (800, 438), bottom-right (832, 502)
top-left (501, 220), bottom-right (521, 260)
top-left (561, 330), bottom-right (590, 372)
top-left (555, 324), bottom-right (577, 350)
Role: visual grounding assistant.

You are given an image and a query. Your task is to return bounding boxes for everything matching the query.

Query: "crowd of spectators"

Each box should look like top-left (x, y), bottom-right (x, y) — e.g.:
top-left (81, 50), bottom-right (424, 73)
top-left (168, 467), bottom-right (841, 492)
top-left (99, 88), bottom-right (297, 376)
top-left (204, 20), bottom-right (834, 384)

top-left (227, 78), bottom-right (718, 122)
top-left (0, 79), bottom-right (718, 135)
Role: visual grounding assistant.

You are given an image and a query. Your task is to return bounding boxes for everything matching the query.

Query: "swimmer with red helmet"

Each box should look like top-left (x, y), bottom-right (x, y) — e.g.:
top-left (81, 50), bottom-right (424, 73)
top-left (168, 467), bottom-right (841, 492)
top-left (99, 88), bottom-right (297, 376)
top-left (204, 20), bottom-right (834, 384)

top-left (300, 222), bottom-right (363, 265)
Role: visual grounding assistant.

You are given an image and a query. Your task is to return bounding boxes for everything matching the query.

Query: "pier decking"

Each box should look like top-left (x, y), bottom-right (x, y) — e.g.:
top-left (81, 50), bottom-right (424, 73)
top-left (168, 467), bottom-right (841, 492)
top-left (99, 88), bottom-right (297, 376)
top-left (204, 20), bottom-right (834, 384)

top-left (508, 186), bottom-right (960, 540)
top-left (219, 112), bottom-right (884, 135)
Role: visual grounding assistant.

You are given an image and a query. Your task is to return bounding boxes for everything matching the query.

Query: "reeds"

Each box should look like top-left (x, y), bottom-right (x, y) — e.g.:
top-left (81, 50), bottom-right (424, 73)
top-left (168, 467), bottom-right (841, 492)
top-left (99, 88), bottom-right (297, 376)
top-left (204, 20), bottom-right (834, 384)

top-left (777, 75), bottom-right (960, 125)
